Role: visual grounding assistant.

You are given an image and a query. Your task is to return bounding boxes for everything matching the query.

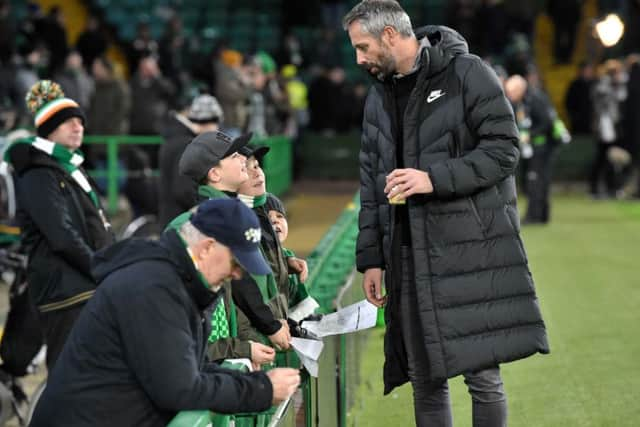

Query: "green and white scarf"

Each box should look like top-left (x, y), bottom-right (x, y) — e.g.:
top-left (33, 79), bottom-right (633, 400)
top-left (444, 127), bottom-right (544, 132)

top-left (10, 136), bottom-right (110, 229)
top-left (238, 193), bottom-right (267, 209)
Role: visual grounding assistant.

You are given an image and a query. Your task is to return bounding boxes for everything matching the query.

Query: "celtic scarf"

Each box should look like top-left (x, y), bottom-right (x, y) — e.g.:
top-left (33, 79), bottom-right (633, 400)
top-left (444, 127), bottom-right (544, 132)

top-left (209, 296), bottom-right (230, 341)
top-left (238, 193), bottom-right (267, 209)
top-left (9, 136), bottom-right (100, 208)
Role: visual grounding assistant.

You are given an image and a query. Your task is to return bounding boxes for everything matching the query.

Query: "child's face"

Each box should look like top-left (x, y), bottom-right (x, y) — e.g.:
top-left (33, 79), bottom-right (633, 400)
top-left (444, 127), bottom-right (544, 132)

top-left (268, 210), bottom-right (288, 243)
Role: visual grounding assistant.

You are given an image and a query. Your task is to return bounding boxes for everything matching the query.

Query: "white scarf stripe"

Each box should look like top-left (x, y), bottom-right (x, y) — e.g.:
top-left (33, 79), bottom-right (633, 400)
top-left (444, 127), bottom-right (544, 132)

top-left (33, 137), bottom-right (56, 155)
top-left (70, 169), bottom-right (92, 193)
top-left (238, 194), bottom-right (254, 209)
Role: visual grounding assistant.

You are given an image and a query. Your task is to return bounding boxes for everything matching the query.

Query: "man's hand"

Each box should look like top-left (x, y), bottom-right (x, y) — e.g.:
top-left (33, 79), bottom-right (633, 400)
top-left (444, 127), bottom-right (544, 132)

top-left (267, 368), bottom-right (301, 405)
top-left (287, 257), bottom-right (308, 283)
top-left (250, 342), bottom-right (276, 370)
top-left (363, 268), bottom-right (385, 307)
top-left (384, 168), bottom-right (434, 200)
top-left (268, 319), bottom-right (291, 350)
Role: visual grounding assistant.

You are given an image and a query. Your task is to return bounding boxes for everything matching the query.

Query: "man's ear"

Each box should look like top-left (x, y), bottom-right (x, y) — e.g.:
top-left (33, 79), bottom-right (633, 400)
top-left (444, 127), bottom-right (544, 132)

top-left (194, 237), bottom-right (216, 260)
top-left (207, 166), bottom-right (220, 184)
top-left (382, 26), bottom-right (397, 46)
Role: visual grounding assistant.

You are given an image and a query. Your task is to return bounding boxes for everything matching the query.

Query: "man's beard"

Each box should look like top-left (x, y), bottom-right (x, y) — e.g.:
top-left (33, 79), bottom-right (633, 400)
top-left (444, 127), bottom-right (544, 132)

top-left (361, 51), bottom-right (396, 81)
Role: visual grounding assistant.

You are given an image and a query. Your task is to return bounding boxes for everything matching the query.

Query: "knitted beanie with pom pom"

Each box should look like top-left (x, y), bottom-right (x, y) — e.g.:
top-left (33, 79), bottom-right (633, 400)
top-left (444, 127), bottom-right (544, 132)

top-left (25, 80), bottom-right (86, 138)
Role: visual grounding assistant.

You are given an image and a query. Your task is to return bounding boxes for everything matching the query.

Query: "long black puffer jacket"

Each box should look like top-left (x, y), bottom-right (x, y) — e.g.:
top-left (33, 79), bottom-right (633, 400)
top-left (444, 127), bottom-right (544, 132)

top-left (355, 26), bottom-right (549, 393)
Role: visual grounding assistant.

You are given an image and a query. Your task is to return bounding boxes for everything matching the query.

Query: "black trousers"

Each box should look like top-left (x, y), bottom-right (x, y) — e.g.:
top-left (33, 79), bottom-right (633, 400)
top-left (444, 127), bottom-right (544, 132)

top-left (524, 144), bottom-right (555, 223)
top-left (589, 142), bottom-right (617, 196)
top-left (393, 245), bottom-right (507, 427)
top-left (39, 303), bottom-right (86, 370)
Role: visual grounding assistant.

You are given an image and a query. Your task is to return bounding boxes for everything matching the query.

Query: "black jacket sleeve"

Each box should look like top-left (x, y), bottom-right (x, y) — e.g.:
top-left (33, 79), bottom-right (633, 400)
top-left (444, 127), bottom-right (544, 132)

top-left (16, 168), bottom-right (95, 277)
top-left (355, 92), bottom-right (385, 273)
top-left (116, 280), bottom-right (273, 414)
top-left (427, 57), bottom-right (520, 199)
top-left (528, 90), bottom-right (555, 138)
top-left (231, 275), bottom-right (282, 336)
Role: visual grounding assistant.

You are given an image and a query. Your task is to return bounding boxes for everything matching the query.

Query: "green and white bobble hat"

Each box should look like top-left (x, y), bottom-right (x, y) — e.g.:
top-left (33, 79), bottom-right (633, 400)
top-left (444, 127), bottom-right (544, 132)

top-left (25, 80), bottom-right (86, 138)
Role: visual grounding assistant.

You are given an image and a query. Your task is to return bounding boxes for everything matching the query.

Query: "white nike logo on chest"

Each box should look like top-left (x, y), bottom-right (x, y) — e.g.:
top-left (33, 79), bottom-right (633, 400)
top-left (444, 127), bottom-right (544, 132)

top-left (427, 90), bottom-right (446, 103)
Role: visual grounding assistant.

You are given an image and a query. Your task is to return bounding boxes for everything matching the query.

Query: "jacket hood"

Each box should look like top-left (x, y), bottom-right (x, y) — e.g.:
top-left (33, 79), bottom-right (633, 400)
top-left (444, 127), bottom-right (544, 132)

top-left (5, 139), bottom-right (63, 175)
top-left (91, 237), bottom-right (173, 283)
top-left (415, 25), bottom-right (469, 77)
top-left (415, 25), bottom-right (469, 57)
top-left (91, 230), bottom-right (220, 310)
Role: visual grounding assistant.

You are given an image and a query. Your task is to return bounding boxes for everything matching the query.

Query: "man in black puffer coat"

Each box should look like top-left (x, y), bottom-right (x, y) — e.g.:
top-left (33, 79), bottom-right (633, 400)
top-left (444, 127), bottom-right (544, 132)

top-left (344, 2), bottom-right (549, 426)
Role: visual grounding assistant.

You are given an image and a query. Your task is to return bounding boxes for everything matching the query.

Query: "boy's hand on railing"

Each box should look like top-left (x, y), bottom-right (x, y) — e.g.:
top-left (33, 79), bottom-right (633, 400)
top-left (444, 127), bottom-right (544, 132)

top-left (287, 256), bottom-right (308, 283)
top-left (267, 368), bottom-right (300, 404)
top-left (250, 342), bottom-right (276, 370)
top-left (268, 320), bottom-right (291, 350)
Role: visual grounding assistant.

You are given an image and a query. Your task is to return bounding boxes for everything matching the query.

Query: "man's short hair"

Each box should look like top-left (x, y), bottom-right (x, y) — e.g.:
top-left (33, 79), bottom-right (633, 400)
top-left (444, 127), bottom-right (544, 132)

top-left (342, 0), bottom-right (414, 39)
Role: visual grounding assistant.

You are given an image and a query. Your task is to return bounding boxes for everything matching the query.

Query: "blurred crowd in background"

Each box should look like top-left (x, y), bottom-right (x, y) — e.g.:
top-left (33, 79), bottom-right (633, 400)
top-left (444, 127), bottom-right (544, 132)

top-left (1, 0), bottom-right (640, 205)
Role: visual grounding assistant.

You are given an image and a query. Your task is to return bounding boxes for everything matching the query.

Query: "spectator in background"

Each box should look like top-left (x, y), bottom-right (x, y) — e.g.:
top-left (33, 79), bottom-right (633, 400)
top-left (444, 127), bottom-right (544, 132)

top-left (41, 6), bottom-right (69, 75)
top-left (281, 64), bottom-right (309, 133)
top-left (158, 94), bottom-right (223, 227)
top-left (11, 44), bottom-right (43, 128)
top-left (565, 62), bottom-right (595, 135)
top-left (506, 74), bottom-right (562, 224)
top-left (311, 29), bottom-right (343, 69)
top-left (127, 22), bottom-right (159, 72)
top-left (53, 50), bottom-right (94, 111)
top-left (246, 51), bottom-right (292, 138)
top-left (308, 65), bottom-right (354, 134)
top-left (591, 59), bottom-right (628, 198)
top-left (129, 55), bottom-right (174, 142)
top-left (17, 3), bottom-right (47, 58)
top-left (87, 56), bottom-right (130, 136)
top-left (215, 49), bottom-right (251, 136)
top-left (4, 80), bottom-right (113, 370)
top-left (159, 14), bottom-right (187, 96)
top-left (75, 14), bottom-right (108, 74)
top-left (85, 55), bottom-right (130, 190)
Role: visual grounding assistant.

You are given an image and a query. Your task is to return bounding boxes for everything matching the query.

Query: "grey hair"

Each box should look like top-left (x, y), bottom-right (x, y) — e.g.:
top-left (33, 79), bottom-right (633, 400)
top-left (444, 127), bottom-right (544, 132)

top-left (342, 0), bottom-right (414, 39)
top-left (179, 221), bottom-right (209, 247)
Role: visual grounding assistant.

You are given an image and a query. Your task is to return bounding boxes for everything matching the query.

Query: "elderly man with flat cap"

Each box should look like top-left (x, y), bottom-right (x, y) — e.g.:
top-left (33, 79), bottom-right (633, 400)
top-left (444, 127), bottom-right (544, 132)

top-left (30, 198), bottom-right (301, 427)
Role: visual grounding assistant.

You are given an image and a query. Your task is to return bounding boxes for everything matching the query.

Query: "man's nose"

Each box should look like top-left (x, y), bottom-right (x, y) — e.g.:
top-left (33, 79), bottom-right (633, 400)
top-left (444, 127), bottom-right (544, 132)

top-left (356, 52), bottom-right (365, 65)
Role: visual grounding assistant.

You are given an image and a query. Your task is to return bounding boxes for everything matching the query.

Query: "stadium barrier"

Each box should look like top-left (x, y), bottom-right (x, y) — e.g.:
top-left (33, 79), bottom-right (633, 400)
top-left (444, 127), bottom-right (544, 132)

top-left (168, 194), bottom-right (369, 427)
top-left (82, 135), bottom-right (293, 215)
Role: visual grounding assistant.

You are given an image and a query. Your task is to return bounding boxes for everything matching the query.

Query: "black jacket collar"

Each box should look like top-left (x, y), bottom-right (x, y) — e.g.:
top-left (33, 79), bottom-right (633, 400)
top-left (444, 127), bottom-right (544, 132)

top-left (162, 230), bottom-right (219, 311)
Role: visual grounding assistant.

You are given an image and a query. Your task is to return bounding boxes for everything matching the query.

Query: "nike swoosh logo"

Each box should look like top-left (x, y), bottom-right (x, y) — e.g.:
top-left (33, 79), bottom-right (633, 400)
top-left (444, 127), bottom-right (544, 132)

top-left (427, 90), bottom-right (446, 103)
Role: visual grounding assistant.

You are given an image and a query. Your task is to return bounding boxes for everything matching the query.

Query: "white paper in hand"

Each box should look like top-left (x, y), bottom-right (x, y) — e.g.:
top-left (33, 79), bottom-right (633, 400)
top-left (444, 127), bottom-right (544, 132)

top-left (290, 337), bottom-right (324, 378)
top-left (288, 296), bottom-right (320, 323)
top-left (302, 300), bottom-right (377, 338)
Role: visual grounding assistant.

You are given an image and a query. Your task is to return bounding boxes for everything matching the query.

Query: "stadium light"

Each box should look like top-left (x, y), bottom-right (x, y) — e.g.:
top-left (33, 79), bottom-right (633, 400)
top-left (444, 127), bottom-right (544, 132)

top-left (595, 14), bottom-right (625, 47)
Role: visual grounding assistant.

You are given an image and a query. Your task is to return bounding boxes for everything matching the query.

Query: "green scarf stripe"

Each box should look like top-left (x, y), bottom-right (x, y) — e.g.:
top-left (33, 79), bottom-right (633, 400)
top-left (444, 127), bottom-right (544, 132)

top-left (238, 193), bottom-right (267, 209)
top-left (9, 137), bottom-right (99, 208)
